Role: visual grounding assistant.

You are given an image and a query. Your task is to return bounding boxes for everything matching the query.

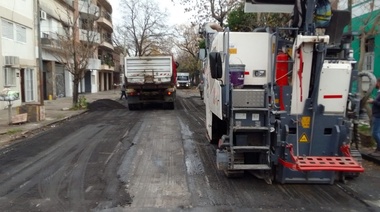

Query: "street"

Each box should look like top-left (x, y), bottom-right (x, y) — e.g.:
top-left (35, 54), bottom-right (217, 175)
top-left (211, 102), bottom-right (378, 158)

top-left (0, 90), bottom-right (380, 212)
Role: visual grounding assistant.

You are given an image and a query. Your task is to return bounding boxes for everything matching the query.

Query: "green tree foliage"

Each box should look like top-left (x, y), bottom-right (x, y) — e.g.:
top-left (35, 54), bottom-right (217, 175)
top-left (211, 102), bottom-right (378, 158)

top-left (227, 3), bottom-right (291, 32)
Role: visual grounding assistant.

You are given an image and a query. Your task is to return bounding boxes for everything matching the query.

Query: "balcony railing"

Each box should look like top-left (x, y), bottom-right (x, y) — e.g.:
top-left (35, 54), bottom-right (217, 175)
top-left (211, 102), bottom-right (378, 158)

top-left (98, 11), bottom-right (113, 32)
top-left (102, 33), bottom-right (112, 43)
top-left (77, 0), bottom-right (99, 17)
top-left (79, 29), bottom-right (100, 43)
top-left (87, 58), bottom-right (101, 70)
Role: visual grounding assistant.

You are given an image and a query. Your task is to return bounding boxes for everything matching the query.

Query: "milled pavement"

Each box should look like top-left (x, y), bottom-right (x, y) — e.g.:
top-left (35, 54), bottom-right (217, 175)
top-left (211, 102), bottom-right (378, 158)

top-left (1, 88), bottom-right (379, 166)
top-left (0, 89), bottom-right (121, 149)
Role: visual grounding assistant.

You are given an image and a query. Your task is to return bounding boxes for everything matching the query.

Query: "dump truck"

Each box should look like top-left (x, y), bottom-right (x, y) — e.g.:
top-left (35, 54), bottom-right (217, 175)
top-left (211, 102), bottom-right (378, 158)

top-left (124, 56), bottom-right (177, 110)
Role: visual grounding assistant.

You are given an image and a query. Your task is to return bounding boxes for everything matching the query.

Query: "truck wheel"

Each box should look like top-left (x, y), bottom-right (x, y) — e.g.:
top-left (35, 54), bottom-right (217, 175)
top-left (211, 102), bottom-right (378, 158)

top-left (163, 102), bottom-right (175, 110)
top-left (128, 104), bottom-right (139, 110)
top-left (168, 102), bottom-right (175, 110)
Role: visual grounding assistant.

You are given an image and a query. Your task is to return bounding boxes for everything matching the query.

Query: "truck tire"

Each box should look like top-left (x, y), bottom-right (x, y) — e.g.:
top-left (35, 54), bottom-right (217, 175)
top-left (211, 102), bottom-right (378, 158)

top-left (168, 102), bottom-right (175, 110)
top-left (163, 102), bottom-right (175, 110)
top-left (128, 103), bottom-right (141, 110)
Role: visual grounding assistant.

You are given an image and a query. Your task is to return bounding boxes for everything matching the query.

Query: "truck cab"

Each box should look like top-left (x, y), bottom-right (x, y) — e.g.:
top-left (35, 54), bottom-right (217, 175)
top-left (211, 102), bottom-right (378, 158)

top-left (176, 73), bottom-right (191, 88)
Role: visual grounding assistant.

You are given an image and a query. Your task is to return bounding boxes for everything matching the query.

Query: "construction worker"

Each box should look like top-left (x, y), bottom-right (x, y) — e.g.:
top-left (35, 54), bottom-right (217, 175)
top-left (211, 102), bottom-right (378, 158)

top-left (197, 80), bottom-right (204, 100)
top-left (120, 84), bottom-right (127, 100)
top-left (368, 78), bottom-right (380, 157)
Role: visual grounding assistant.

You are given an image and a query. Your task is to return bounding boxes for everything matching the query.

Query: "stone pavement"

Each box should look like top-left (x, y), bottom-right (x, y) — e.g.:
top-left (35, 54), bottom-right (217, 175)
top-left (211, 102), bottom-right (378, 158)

top-left (0, 88), bottom-right (379, 166)
top-left (0, 89), bottom-right (121, 149)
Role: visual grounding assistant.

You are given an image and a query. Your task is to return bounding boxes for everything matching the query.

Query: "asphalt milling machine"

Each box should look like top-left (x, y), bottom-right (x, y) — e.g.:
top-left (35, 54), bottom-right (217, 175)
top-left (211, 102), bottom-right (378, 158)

top-left (200, 0), bottom-right (376, 184)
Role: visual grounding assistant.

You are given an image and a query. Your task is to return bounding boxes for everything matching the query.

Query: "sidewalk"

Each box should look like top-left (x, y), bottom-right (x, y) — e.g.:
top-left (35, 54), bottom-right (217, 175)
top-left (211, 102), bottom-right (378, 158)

top-left (0, 89), bottom-right (121, 148)
top-left (1, 89), bottom-right (380, 166)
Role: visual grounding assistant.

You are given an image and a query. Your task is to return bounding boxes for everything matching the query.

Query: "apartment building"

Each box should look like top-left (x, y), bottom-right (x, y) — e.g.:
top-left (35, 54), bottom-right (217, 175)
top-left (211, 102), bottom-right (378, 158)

top-left (96, 0), bottom-right (115, 92)
top-left (39, 0), bottom-right (114, 99)
top-left (0, 0), bottom-right (38, 109)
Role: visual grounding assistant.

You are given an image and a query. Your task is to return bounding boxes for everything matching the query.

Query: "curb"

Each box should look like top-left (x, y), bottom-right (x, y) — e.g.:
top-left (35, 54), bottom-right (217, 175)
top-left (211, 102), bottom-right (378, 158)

top-left (0, 110), bottom-right (88, 150)
top-left (361, 153), bottom-right (380, 165)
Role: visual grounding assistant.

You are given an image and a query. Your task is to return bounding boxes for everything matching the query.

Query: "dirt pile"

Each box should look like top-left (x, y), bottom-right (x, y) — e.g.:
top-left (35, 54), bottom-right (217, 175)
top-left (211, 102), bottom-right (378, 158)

top-left (88, 99), bottom-right (127, 111)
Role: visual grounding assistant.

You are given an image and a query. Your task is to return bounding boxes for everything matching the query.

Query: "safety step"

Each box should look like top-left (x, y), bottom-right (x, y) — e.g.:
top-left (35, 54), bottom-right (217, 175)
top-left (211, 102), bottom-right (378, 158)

top-left (285, 156), bottom-right (364, 172)
top-left (232, 108), bottom-right (269, 111)
top-left (232, 164), bottom-right (271, 170)
top-left (279, 144), bottom-right (365, 172)
top-left (233, 126), bottom-right (269, 132)
top-left (233, 146), bottom-right (270, 151)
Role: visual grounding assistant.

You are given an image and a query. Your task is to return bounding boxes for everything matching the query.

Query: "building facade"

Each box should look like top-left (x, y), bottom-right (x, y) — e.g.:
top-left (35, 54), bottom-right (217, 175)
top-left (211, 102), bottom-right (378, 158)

top-left (338, 0), bottom-right (380, 77)
top-left (0, 0), bottom-right (39, 109)
top-left (40, 0), bottom-right (114, 100)
top-left (96, 0), bottom-right (115, 92)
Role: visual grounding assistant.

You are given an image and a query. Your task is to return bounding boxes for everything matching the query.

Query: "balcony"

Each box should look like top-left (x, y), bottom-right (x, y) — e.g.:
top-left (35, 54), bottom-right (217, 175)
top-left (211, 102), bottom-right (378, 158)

top-left (87, 58), bottom-right (101, 70)
top-left (100, 64), bottom-right (115, 71)
top-left (78, 0), bottom-right (99, 19)
top-left (97, 12), bottom-right (113, 32)
top-left (98, 53), bottom-right (114, 71)
top-left (99, 40), bottom-right (114, 51)
top-left (79, 29), bottom-right (100, 44)
top-left (97, 0), bottom-right (112, 13)
top-left (99, 33), bottom-right (114, 51)
top-left (41, 31), bottom-right (62, 52)
top-left (56, 0), bottom-right (74, 9)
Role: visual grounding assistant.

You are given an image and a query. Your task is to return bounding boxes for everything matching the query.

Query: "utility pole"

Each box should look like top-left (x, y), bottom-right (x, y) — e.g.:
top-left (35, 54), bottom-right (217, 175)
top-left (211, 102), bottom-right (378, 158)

top-left (37, 0), bottom-right (44, 106)
top-left (348, 0), bottom-right (352, 33)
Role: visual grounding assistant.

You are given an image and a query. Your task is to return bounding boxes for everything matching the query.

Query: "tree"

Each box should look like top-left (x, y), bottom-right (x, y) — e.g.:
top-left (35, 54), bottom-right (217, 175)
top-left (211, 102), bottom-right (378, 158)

top-left (172, 0), bottom-right (240, 27)
top-left (350, 0), bottom-right (380, 121)
top-left (227, 2), bottom-right (291, 32)
top-left (173, 24), bottom-right (202, 82)
top-left (46, 0), bottom-right (100, 107)
top-left (115, 0), bottom-right (172, 56)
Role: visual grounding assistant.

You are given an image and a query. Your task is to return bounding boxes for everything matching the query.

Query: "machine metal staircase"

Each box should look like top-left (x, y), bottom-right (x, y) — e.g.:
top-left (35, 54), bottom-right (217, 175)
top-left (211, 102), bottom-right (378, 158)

top-left (227, 88), bottom-right (272, 171)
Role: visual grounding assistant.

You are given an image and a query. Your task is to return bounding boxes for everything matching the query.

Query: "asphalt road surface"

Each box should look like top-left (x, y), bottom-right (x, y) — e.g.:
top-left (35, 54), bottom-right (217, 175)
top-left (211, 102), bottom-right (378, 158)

top-left (0, 89), bottom-right (380, 212)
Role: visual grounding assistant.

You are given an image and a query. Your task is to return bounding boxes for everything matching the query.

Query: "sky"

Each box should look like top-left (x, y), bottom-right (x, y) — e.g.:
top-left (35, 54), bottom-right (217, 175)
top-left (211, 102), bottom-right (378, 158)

top-left (109, 0), bottom-right (192, 26)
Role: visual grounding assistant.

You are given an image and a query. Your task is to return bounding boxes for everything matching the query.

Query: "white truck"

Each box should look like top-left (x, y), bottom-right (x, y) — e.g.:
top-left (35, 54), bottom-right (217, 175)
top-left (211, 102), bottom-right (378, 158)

top-left (124, 56), bottom-right (177, 110)
top-left (176, 72), bottom-right (191, 88)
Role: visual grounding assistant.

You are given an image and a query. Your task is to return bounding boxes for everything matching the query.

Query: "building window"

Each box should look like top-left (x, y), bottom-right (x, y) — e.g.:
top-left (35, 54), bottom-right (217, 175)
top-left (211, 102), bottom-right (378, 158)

top-left (362, 38), bottom-right (375, 72)
top-left (363, 52), bottom-right (374, 72)
top-left (365, 38), bottom-right (374, 52)
top-left (2, 20), bottom-right (14, 39)
top-left (4, 67), bottom-right (17, 86)
top-left (25, 68), bottom-right (35, 102)
top-left (16, 25), bottom-right (27, 43)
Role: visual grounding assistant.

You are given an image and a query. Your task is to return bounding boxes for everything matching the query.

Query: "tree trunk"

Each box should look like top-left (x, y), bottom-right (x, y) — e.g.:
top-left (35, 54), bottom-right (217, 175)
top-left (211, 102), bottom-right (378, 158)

top-left (72, 80), bottom-right (79, 107)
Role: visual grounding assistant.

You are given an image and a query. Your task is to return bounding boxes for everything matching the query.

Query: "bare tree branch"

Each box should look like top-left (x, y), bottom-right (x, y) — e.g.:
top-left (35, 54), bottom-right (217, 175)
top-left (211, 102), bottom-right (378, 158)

top-left (46, 1), bottom-right (100, 106)
top-left (115, 0), bottom-right (172, 56)
top-left (172, 0), bottom-right (240, 26)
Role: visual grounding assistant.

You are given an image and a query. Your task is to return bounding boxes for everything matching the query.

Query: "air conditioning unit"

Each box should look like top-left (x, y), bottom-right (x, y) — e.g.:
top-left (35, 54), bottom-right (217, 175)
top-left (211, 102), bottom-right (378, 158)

top-left (4, 56), bottom-right (20, 66)
top-left (40, 10), bottom-right (47, 20)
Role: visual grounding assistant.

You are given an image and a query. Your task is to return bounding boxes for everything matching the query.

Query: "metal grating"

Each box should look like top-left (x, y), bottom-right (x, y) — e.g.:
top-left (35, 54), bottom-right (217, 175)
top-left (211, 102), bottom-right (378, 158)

top-left (232, 89), bottom-right (265, 107)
